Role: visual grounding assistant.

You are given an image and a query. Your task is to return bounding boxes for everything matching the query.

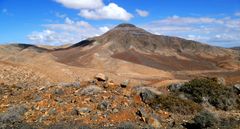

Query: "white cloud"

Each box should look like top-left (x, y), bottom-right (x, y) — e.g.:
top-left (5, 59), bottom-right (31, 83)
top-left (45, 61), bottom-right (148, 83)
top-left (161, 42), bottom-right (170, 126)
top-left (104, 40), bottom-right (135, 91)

top-left (54, 0), bottom-right (132, 21)
top-left (79, 3), bottom-right (133, 21)
top-left (136, 9), bottom-right (149, 17)
top-left (235, 12), bottom-right (240, 16)
top-left (54, 0), bottom-right (103, 9)
top-left (142, 15), bottom-right (240, 47)
top-left (99, 26), bottom-right (110, 33)
top-left (65, 17), bottom-right (74, 24)
top-left (155, 15), bottom-right (224, 25)
top-left (27, 17), bottom-right (110, 45)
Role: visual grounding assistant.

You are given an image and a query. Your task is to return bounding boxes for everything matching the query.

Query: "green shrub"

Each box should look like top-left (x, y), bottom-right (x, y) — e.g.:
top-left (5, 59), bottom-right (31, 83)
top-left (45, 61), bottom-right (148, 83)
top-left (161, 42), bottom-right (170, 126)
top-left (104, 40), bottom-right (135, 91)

top-left (148, 94), bottom-right (202, 115)
top-left (179, 77), bottom-right (240, 110)
top-left (183, 110), bottom-right (218, 129)
top-left (193, 110), bottom-right (218, 128)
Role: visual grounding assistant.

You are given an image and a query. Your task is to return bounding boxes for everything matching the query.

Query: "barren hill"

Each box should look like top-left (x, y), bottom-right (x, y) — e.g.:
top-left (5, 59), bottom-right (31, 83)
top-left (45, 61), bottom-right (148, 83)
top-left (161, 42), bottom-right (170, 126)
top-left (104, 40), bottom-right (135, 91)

top-left (52, 23), bottom-right (238, 72)
top-left (0, 24), bottom-right (239, 86)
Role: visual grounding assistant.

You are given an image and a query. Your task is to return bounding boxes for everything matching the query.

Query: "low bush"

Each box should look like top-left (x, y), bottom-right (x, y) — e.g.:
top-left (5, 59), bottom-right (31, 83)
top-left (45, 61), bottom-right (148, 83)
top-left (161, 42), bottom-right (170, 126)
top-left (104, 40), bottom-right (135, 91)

top-left (183, 110), bottom-right (218, 129)
top-left (148, 94), bottom-right (202, 115)
top-left (179, 77), bottom-right (240, 110)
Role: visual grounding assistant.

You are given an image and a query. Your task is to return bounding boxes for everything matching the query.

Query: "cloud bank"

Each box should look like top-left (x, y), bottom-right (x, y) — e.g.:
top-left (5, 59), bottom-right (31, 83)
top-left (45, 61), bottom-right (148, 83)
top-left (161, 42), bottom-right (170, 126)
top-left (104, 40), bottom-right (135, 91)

top-left (54, 0), bottom-right (132, 21)
top-left (143, 15), bottom-right (240, 47)
top-left (27, 17), bottom-right (108, 45)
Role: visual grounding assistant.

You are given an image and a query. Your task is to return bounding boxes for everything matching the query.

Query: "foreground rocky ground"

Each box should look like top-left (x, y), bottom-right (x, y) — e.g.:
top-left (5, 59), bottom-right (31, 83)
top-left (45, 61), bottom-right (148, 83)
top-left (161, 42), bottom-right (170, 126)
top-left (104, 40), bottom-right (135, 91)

top-left (0, 74), bottom-right (239, 129)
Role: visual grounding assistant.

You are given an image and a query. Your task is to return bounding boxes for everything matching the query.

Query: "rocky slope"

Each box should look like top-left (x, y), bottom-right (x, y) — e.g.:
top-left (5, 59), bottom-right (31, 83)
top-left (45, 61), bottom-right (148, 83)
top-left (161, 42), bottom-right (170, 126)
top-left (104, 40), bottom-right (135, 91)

top-left (52, 24), bottom-right (238, 71)
top-left (0, 75), bottom-right (239, 129)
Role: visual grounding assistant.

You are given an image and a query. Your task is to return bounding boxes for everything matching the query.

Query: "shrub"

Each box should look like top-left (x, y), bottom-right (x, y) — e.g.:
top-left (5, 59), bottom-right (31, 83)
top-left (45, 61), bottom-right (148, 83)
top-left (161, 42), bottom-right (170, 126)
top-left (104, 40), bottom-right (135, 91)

top-left (148, 94), bottom-right (202, 115)
top-left (193, 110), bottom-right (218, 128)
top-left (179, 77), bottom-right (240, 110)
top-left (183, 110), bottom-right (218, 129)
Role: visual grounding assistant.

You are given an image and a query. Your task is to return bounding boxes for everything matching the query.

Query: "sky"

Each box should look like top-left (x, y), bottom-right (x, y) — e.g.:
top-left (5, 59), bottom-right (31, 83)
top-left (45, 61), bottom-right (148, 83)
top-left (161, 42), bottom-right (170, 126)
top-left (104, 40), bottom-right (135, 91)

top-left (0, 0), bottom-right (240, 47)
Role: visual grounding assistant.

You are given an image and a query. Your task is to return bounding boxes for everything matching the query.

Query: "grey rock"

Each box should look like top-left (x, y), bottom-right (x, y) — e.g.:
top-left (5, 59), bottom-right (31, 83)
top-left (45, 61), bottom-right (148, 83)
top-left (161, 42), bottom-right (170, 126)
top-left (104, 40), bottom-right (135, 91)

top-left (97, 101), bottom-right (109, 111)
top-left (117, 122), bottom-right (136, 129)
top-left (78, 107), bottom-right (91, 115)
top-left (168, 83), bottom-right (184, 92)
top-left (136, 108), bottom-right (148, 121)
top-left (53, 88), bottom-right (64, 95)
top-left (58, 82), bottom-right (81, 88)
top-left (120, 80), bottom-right (130, 88)
top-left (33, 95), bottom-right (42, 102)
top-left (138, 87), bottom-right (162, 104)
top-left (79, 85), bottom-right (103, 96)
top-left (95, 73), bottom-right (108, 81)
top-left (0, 105), bottom-right (28, 123)
top-left (48, 108), bottom-right (57, 115)
top-left (233, 84), bottom-right (240, 94)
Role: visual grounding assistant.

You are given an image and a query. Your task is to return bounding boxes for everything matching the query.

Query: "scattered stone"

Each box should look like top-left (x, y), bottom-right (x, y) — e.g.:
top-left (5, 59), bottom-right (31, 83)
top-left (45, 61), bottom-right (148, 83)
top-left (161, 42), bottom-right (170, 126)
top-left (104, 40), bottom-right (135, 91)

top-left (48, 108), bottom-right (57, 115)
top-left (58, 82), bottom-right (81, 88)
top-left (78, 107), bottom-right (91, 116)
top-left (78, 85), bottom-right (103, 96)
top-left (120, 80), bottom-right (130, 88)
top-left (55, 97), bottom-right (63, 103)
top-left (112, 108), bottom-right (119, 113)
top-left (168, 83), bottom-right (183, 92)
top-left (53, 88), bottom-right (64, 95)
top-left (136, 108), bottom-right (148, 122)
top-left (71, 107), bottom-right (91, 116)
top-left (95, 73), bottom-right (108, 81)
top-left (233, 84), bottom-right (240, 94)
top-left (0, 105), bottom-right (28, 123)
top-left (33, 95), bottom-right (42, 102)
top-left (117, 122), bottom-right (136, 129)
top-left (138, 87), bottom-right (162, 104)
top-left (39, 86), bottom-right (47, 91)
top-left (97, 101), bottom-right (109, 111)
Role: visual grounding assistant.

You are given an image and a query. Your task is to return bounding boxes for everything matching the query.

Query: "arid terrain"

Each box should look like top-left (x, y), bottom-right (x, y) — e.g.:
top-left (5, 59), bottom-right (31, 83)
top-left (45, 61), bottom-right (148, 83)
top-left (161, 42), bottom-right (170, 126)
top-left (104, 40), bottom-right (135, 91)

top-left (0, 24), bottom-right (239, 129)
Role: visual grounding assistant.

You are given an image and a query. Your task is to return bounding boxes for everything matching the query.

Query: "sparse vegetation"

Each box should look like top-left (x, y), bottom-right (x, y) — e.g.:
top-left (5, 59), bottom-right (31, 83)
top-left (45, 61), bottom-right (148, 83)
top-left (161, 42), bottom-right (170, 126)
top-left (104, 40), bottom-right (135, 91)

top-left (183, 110), bottom-right (219, 129)
top-left (148, 94), bottom-right (202, 115)
top-left (179, 77), bottom-right (240, 110)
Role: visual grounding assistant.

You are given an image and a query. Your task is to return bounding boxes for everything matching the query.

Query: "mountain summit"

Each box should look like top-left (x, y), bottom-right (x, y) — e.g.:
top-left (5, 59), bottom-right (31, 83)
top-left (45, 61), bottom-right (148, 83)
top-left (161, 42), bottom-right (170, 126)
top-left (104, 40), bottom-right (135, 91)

top-left (115, 23), bottom-right (137, 28)
top-left (52, 23), bottom-right (238, 72)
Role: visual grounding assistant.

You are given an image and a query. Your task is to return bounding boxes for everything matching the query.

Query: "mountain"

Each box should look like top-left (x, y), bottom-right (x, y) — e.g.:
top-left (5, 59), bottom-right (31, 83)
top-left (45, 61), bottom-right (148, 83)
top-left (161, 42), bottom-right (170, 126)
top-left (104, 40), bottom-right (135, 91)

top-left (0, 24), bottom-right (239, 86)
top-left (52, 23), bottom-right (238, 72)
top-left (231, 46), bottom-right (240, 51)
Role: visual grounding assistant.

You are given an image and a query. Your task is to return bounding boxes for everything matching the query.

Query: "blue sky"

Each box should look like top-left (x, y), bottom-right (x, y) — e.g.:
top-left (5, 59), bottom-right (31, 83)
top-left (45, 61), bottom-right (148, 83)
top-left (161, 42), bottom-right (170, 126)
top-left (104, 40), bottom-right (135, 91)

top-left (0, 0), bottom-right (240, 47)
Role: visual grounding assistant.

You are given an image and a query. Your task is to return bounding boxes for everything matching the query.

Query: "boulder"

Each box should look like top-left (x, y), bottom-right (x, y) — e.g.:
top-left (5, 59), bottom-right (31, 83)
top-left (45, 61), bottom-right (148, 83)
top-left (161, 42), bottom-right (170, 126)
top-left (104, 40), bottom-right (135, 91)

top-left (95, 73), bottom-right (108, 81)
top-left (137, 87), bottom-right (162, 104)
top-left (168, 83), bottom-right (184, 92)
top-left (233, 84), bottom-right (240, 94)
top-left (120, 80), bottom-right (130, 88)
top-left (78, 85), bottom-right (103, 96)
top-left (58, 82), bottom-right (81, 88)
top-left (0, 105), bottom-right (28, 123)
